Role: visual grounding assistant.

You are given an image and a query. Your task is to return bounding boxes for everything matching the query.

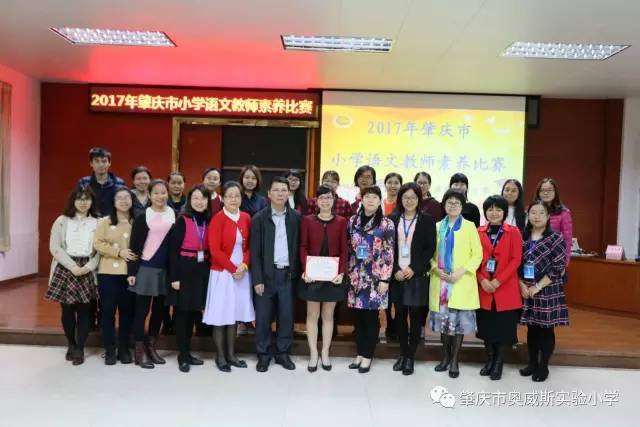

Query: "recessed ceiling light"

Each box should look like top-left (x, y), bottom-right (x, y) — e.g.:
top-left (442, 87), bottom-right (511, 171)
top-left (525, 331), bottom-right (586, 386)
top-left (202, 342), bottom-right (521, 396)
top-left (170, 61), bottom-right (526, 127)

top-left (501, 41), bottom-right (629, 60)
top-left (50, 27), bottom-right (175, 47)
top-left (281, 35), bottom-right (392, 53)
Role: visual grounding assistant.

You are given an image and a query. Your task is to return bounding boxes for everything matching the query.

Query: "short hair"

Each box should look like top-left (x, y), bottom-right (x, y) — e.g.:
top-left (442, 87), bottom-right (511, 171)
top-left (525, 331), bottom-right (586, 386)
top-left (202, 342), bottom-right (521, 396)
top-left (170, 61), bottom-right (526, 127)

top-left (321, 170), bottom-right (340, 183)
top-left (108, 187), bottom-right (135, 225)
top-left (131, 165), bottom-right (152, 181)
top-left (535, 177), bottom-right (565, 213)
top-left (148, 179), bottom-right (169, 194)
top-left (202, 167), bottom-right (221, 181)
top-left (168, 171), bottom-right (185, 183)
top-left (239, 165), bottom-right (262, 192)
top-left (441, 189), bottom-right (466, 206)
top-left (396, 182), bottom-right (423, 215)
top-left (414, 171), bottom-right (432, 185)
top-left (449, 172), bottom-right (469, 188)
top-left (63, 186), bottom-right (100, 218)
top-left (482, 195), bottom-right (509, 221)
top-left (184, 184), bottom-right (211, 218)
top-left (221, 181), bottom-right (243, 198)
top-left (384, 172), bottom-right (403, 185)
top-left (353, 165), bottom-right (377, 186)
top-left (316, 184), bottom-right (335, 198)
top-left (269, 176), bottom-right (290, 190)
top-left (89, 147), bottom-right (111, 162)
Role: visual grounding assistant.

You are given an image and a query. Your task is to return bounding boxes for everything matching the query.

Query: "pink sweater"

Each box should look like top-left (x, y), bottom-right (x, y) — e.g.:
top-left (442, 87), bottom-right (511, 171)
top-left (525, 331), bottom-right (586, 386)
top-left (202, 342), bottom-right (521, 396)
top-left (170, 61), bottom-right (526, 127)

top-left (549, 208), bottom-right (572, 265)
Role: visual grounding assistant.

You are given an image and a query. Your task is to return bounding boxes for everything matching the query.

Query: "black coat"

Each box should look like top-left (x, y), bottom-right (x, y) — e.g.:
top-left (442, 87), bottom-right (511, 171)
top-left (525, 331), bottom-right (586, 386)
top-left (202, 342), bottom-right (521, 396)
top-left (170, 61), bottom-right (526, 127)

top-left (389, 212), bottom-right (437, 277)
top-left (250, 205), bottom-right (301, 285)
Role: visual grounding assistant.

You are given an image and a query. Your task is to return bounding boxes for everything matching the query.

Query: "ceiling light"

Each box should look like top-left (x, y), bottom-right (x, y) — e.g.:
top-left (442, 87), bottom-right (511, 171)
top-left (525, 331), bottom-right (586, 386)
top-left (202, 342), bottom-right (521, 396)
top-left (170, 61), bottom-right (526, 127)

top-left (50, 27), bottom-right (175, 47)
top-left (281, 35), bottom-right (392, 53)
top-left (501, 41), bottom-right (629, 60)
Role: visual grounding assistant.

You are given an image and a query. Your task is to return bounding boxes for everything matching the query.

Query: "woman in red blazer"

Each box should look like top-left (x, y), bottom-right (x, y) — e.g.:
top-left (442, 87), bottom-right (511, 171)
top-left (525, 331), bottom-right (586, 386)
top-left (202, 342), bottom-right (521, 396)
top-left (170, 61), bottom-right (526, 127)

top-left (476, 195), bottom-right (523, 381)
top-left (202, 181), bottom-right (254, 372)
top-left (299, 185), bottom-right (349, 372)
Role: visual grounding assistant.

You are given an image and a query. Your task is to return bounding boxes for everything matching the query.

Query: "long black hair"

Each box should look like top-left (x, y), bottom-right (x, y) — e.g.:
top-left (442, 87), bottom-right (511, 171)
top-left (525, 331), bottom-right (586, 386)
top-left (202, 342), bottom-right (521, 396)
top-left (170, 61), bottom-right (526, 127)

top-left (284, 169), bottom-right (308, 213)
top-left (357, 185), bottom-right (384, 229)
top-left (523, 199), bottom-right (553, 240)
top-left (108, 187), bottom-right (135, 226)
top-left (183, 184), bottom-right (211, 221)
top-left (396, 182), bottom-right (422, 215)
top-left (501, 178), bottom-right (526, 231)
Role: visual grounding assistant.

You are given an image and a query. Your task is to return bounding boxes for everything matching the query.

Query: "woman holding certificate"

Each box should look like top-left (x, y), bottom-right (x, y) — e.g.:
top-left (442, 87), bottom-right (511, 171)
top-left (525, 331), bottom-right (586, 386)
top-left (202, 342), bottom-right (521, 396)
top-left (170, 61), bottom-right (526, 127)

top-left (346, 186), bottom-right (395, 374)
top-left (389, 182), bottom-right (436, 376)
top-left (518, 200), bottom-right (568, 383)
top-left (299, 185), bottom-right (349, 372)
top-left (429, 189), bottom-right (482, 379)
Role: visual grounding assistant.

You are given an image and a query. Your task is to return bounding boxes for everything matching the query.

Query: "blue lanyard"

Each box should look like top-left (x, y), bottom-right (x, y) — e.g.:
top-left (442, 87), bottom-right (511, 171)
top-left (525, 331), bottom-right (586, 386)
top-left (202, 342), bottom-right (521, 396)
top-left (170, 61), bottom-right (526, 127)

top-left (401, 214), bottom-right (417, 241)
top-left (489, 226), bottom-right (504, 250)
top-left (192, 217), bottom-right (206, 250)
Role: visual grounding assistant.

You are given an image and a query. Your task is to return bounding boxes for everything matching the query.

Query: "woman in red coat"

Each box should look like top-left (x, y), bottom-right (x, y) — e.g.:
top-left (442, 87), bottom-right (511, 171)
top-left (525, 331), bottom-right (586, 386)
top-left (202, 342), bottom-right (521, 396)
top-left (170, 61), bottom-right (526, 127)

top-left (476, 195), bottom-right (523, 380)
top-left (299, 185), bottom-right (349, 372)
top-left (202, 181), bottom-right (254, 372)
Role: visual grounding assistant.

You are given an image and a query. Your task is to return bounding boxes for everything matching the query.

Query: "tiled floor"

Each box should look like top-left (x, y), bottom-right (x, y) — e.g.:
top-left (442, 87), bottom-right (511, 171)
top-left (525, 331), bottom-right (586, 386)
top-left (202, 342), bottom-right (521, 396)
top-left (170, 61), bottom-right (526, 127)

top-left (0, 344), bottom-right (637, 427)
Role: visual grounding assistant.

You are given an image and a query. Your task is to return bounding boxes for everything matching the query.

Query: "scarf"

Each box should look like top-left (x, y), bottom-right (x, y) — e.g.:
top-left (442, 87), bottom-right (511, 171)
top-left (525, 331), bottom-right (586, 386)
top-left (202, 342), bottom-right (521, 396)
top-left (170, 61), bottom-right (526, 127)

top-left (437, 215), bottom-right (462, 306)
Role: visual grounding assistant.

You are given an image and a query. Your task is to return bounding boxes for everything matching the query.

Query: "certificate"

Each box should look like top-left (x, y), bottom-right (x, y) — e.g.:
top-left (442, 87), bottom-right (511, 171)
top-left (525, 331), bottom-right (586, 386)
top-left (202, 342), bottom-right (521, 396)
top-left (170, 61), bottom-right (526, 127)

top-left (305, 256), bottom-right (340, 282)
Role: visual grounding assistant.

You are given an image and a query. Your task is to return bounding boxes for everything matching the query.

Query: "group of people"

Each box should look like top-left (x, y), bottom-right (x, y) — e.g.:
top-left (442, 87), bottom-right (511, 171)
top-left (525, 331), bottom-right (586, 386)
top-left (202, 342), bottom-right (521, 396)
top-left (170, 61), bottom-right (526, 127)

top-left (46, 146), bottom-right (573, 383)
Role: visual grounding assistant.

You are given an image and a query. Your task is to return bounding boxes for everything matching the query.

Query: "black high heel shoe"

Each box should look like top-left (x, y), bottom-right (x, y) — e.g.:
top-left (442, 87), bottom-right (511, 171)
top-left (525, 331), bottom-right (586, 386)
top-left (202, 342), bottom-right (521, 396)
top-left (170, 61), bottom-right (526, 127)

top-left (308, 358), bottom-right (318, 373)
top-left (321, 355), bottom-right (332, 371)
top-left (358, 358), bottom-right (372, 374)
top-left (348, 357), bottom-right (362, 369)
top-left (215, 358), bottom-right (231, 372)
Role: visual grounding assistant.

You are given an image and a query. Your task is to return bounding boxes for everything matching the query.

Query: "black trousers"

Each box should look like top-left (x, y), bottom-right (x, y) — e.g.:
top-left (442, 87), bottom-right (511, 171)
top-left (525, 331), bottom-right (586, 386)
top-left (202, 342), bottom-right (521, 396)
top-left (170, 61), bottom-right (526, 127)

top-left (396, 304), bottom-right (427, 358)
top-left (254, 269), bottom-right (294, 356)
top-left (174, 309), bottom-right (196, 362)
top-left (97, 274), bottom-right (135, 349)
top-left (60, 302), bottom-right (91, 351)
top-left (354, 309), bottom-right (380, 359)
top-left (133, 295), bottom-right (165, 341)
top-left (527, 325), bottom-right (556, 367)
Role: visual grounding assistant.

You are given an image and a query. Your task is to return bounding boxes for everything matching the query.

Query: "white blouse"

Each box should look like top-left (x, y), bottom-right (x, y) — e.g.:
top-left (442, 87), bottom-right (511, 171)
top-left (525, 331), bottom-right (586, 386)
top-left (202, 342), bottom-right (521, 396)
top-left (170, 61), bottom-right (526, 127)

top-left (65, 215), bottom-right (98, 257)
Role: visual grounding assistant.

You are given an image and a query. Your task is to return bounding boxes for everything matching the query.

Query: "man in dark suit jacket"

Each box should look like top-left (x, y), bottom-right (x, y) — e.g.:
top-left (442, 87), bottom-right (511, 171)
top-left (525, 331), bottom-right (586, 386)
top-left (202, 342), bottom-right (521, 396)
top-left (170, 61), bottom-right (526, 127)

top-left (250, 176), bottom-right (301, 372)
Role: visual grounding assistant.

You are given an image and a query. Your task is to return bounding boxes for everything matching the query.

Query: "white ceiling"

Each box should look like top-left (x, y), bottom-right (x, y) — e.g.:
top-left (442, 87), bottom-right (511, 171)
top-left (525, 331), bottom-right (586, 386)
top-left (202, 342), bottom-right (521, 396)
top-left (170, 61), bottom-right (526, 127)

top-left (0, 0), bottom-right (639, 97)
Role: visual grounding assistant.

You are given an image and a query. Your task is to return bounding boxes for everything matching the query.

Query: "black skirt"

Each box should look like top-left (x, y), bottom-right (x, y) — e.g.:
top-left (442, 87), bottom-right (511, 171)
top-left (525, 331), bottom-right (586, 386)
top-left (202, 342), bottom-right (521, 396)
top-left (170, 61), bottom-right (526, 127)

top-left (389, 274), bottom-right (429, 307)
top-left (476, 305), bottom-right (519, 345)
top-left (297, 280), bottom-right (348, 302)
top-left (165, 257), bottom-right (210, 311)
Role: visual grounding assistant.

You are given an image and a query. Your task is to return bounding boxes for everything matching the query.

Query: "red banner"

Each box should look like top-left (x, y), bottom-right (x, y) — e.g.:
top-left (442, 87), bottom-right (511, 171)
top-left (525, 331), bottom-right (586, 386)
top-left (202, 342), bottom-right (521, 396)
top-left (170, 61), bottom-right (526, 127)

top-left (89, 86), bottom-right (319, 119)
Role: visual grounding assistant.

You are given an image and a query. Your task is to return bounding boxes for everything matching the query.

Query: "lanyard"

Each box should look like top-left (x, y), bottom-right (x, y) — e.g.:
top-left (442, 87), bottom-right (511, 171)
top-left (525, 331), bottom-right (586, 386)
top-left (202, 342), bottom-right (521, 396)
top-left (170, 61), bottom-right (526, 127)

top-left (401, 214), bottom-right (417, 242)
top-left (192, 217), bottom-right (206, 250)
top-left (488, 226), bottom-right (504, 256)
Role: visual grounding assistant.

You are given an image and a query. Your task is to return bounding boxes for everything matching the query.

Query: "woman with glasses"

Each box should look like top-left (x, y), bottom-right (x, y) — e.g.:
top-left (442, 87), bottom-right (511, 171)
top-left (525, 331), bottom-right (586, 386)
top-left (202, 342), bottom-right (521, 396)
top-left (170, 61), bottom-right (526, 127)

top-left (389, 183), bottom-right (436, 375)
top-left (429, 189), bottom-right (482, 378)
top-left (535, 178), bottom-right (572, 266)
top-left (299, 185), bottom-right (349, 372)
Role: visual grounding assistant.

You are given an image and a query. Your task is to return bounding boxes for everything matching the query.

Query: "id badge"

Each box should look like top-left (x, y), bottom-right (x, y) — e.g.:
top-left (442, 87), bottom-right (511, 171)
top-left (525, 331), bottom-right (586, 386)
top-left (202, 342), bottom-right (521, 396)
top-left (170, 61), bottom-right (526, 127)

top-left (356, 245), bottom-right (369, 260)
top-left (400, 245), bottom-right (410, 257)
top-left (197, 250), bottom-right (205, 263)
top-left (486, 258), bottom-right (496, 273)
top-left (523, 262), bottom-right (535, 280)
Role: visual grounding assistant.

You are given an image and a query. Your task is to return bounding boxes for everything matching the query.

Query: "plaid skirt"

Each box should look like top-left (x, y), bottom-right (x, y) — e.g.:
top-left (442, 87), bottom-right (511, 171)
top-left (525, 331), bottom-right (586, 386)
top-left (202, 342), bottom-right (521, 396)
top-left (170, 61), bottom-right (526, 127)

top-left (45, 257), bottom-right (97, 304)
top-left (520, 280), bottom-right (569, 327)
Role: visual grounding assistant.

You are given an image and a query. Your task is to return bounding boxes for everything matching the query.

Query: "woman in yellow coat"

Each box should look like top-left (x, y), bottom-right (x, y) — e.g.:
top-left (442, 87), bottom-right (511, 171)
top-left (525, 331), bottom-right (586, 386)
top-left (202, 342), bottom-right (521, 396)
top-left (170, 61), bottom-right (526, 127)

top-left (429, 189), bottom-right (483, 378)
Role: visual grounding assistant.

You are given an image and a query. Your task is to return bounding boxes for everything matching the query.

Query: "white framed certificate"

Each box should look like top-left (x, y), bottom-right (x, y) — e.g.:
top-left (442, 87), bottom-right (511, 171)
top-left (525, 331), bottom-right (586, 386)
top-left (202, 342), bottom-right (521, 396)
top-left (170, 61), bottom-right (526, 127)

top-left (305, 256), bottom-right (340, 282)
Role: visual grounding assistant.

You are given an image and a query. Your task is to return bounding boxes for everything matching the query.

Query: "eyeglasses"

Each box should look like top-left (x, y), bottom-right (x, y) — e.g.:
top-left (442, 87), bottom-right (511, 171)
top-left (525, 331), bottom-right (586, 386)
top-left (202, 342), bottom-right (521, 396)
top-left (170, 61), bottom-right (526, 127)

top-left (401, 196), bottom-right (418, 202)
top-left (445, 201), bottom-right (462, 208)
top-left (224, 195), bottom-right (241, 200)
top-left (539, 189), bottom-right (555, 194)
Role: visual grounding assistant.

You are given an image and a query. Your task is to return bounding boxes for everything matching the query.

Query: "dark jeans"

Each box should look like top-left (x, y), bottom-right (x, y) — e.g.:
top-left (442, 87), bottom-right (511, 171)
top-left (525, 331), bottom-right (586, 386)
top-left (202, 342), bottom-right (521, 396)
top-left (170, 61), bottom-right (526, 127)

top-left (174, 309), bottom-right (196, 362)
top-left (61, 302), bottom-right (91, 351)
top-left (133, 295), bottom-right (165, 341)
top-left (98, 274), bottom-right (135, 349)
top-left (354, 309), bottom-right (380, 359)
top-left (396, 304), bottom-right (427, 358)
top-left (254, 269), bottom-right (294, 356)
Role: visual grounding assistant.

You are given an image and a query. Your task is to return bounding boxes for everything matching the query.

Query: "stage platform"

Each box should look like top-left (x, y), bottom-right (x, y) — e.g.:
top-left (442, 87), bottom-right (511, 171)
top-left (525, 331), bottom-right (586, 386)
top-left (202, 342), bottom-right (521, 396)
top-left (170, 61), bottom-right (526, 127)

top-left (1, 276), bottom-right (639, 369)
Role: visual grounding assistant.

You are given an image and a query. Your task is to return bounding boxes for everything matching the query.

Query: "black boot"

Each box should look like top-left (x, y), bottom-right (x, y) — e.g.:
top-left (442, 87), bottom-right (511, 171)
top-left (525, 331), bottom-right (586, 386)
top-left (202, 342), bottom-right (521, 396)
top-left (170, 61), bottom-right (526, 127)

top-left (479, 342), bottom-right (495, 376)
top-left (402, 358), bottom-right (415, 376)
top-left (105, 346), bottom-right (117, 365)
top-left (448, 334), bottom-right (464, 378)
top-left (490, 345), bottom-right (506, 380)
top-left (434, 334), bottom-right (451, 372)
top-left (117, 345), bottom-right (132, 364)
top-left (520, 341), bottom-right (539, 376)
top-left (393, 357), bottom-right (406, 372)
top-left (146, 336), bottom-right (166, 364)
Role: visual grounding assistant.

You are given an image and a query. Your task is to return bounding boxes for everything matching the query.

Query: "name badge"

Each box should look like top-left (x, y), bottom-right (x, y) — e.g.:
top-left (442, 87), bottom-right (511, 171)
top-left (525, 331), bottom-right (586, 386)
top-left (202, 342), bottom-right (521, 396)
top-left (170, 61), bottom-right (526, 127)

top-left (523, 262), bottom-right (535, 280)
top-left (486, 258), bottom-right (496, 273)
top-left (356, 245), bottom-right (369, 260)
top-left (400, 245), bottom-right (410, 257)
top-left (197, 250), bottom-right (205, 263)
